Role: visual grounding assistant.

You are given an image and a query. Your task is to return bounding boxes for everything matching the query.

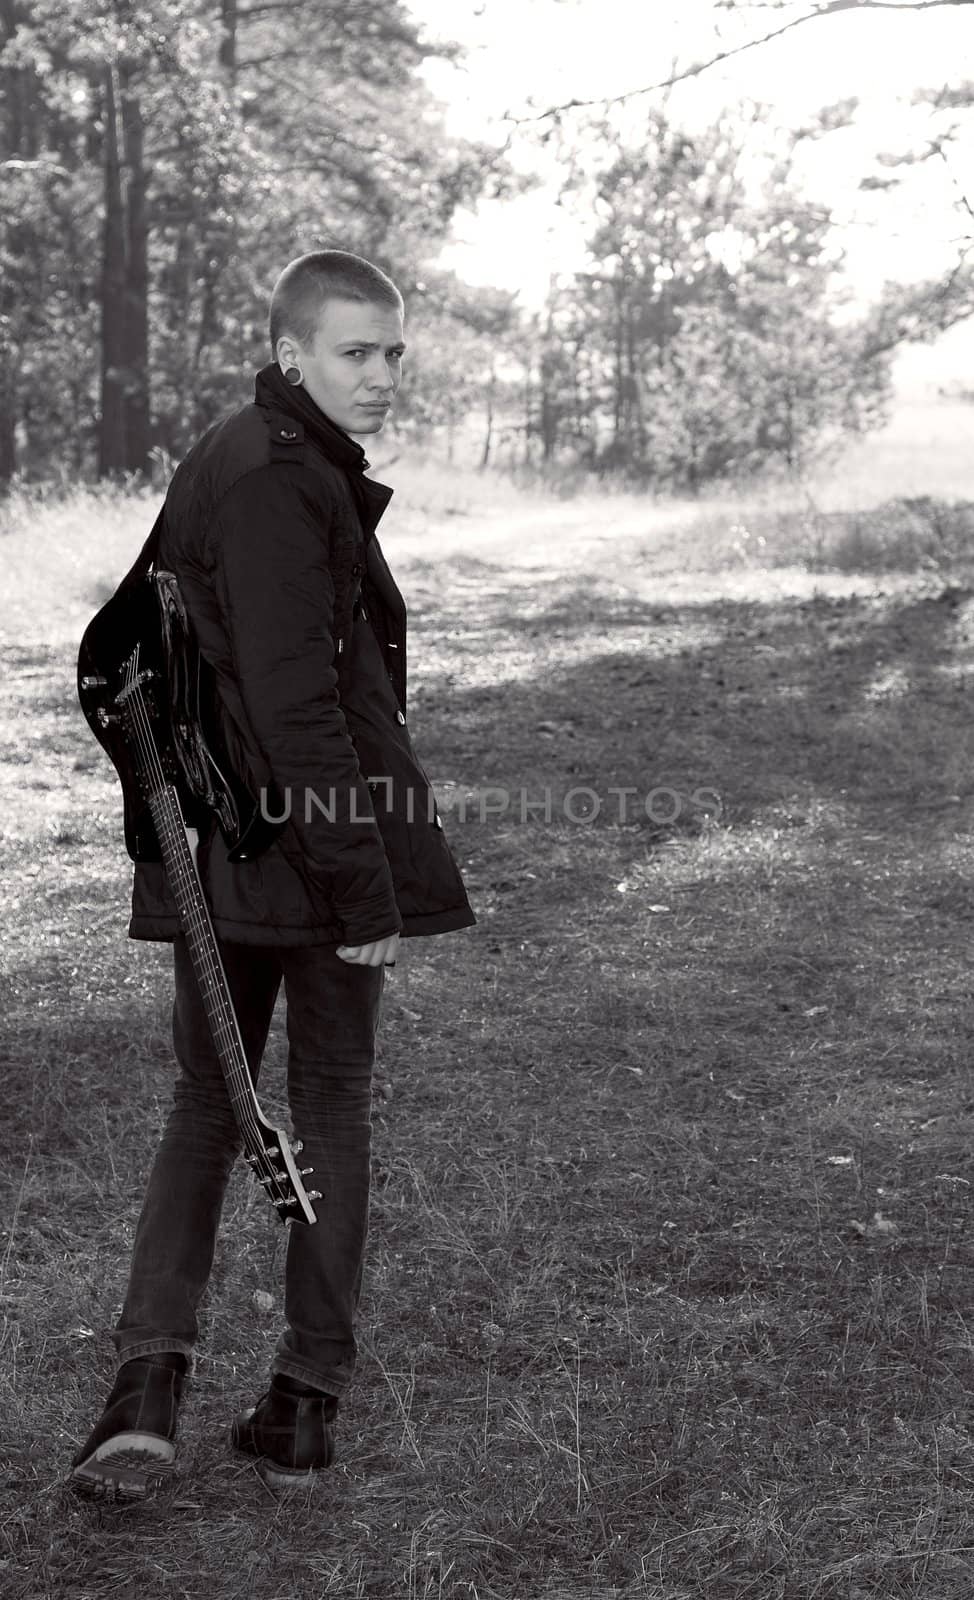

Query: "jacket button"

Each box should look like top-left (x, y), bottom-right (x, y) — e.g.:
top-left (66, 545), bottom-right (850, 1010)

top-left (396, 710), bottom-right (405, 725)
top-left (278, 428), bottom-right (299, 442)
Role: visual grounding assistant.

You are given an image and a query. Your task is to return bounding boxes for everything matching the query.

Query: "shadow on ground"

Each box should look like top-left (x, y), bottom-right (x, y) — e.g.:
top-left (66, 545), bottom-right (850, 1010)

top-left (3, 565), bottom-right (974, 1597)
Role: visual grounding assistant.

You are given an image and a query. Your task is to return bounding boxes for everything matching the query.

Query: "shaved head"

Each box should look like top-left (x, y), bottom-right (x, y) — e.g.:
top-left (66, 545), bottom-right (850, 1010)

top-left (269, 250), bottom-right (403, 356)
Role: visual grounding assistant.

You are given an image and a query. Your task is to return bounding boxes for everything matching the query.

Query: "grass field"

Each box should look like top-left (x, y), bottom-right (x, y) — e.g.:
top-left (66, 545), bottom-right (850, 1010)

top-left (3, 406), bottom-right (974, 1598)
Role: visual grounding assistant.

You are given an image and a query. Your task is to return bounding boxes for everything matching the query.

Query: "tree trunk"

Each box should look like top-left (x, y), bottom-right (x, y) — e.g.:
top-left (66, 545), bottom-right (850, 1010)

top-left (0, 338), bottom-right (17, 485)
top-left (98, 65), bottom-right (128, 477)
top-left (120, 71), bottom-right (150, 475)
top-left (538, 302), bottom-right (558, 462)
top-left (624, 294), bottom-right (646, 468)
top-left (193, 253), bottom-right (221, 382)
top-left (220, 0), bottom-right (238, 84)
top-left (611, 277), bottom-right (625, 465)
top-left (0, 0), bottom-right (40, 159)
top-left (0, 1), bottom-right (19, 482)
top-left (479, 365), bottom-right (495, 469)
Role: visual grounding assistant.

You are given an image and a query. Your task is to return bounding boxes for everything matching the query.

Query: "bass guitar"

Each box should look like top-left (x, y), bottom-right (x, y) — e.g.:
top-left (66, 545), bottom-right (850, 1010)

top-left (78, 568), bottom-right (318, 1225)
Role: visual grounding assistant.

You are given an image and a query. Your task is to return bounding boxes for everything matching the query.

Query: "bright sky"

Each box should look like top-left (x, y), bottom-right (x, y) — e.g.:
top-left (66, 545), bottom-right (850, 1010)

top-left (410, 0), bottom-right (974, 342)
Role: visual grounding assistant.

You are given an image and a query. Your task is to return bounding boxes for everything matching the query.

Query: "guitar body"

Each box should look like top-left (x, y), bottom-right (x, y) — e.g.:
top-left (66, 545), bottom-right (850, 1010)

top-left (78, 571), bottom-right (281, 863)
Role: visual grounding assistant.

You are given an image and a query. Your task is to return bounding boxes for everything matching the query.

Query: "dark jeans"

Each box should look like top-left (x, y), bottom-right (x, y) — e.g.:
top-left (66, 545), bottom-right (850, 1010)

top-left (112, 935), bottom-right (385, 1398)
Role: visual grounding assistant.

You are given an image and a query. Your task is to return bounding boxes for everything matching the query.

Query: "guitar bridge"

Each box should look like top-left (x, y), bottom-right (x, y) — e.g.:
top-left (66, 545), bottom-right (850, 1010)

top-left (116, 668), bottom-right (157, 703)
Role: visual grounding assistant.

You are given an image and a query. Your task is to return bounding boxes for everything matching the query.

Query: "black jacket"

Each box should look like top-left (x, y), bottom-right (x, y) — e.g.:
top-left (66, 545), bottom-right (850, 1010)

top-left (129, 363), bottom-right (476, 947)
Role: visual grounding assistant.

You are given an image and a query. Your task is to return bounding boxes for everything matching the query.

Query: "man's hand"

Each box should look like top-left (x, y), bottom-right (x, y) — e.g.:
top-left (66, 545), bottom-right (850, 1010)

top-left (336, 932), bottom-right (400, 967)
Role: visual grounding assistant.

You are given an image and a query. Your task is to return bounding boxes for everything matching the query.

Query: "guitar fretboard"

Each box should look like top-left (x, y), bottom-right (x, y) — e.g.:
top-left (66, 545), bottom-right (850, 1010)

top-left (145, 781), bottom-right (261, 1135)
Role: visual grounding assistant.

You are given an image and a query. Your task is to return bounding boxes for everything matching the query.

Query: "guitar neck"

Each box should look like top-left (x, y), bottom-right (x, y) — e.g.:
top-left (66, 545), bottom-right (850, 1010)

top-left (145, 782), bottom-right (264, 1134)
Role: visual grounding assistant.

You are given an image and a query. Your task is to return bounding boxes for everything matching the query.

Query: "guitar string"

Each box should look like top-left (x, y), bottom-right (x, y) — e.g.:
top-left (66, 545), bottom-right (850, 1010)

top-left (127, 690), bottom-right (264, 1144)
top-left (119, 649), bottom-right (313, 1218)
top-left (122, 672), bottom-right (273, 1162)
top-left (125, 697), bottom-right (283, 1186)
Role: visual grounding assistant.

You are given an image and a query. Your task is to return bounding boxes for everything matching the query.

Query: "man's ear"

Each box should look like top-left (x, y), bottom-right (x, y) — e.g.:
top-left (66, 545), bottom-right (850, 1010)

top-left (274, 336), bottom-right (300, 370)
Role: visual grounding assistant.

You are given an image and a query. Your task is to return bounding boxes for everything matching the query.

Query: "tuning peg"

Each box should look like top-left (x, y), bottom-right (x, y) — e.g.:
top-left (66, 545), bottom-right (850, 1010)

top-left (291, 1139), bottom-right (303, 1154)
top-left (306, 1190), bottom-right (322, 1202)
top-left (299, 1166), bottom-right (314, 1177)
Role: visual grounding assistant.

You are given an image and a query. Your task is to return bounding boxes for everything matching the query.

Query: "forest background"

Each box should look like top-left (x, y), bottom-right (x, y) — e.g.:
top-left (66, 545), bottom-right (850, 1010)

top-left (2, 0), bottom-right (973, 493)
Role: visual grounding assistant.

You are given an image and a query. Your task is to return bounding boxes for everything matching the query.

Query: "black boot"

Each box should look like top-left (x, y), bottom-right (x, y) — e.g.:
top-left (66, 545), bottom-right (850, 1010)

top-left (69, 1353), bottom-right (187, 1502)
top-left (232, 1373), bottom-right (339, 1489)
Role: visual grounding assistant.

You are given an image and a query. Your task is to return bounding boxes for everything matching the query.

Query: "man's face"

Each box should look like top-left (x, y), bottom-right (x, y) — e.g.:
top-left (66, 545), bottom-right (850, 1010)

top-left (284, 297), bottom-right (405, 435)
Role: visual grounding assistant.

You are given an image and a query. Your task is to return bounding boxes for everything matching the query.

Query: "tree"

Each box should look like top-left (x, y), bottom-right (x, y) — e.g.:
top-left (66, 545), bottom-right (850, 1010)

top-left (0, 0), bottom-right (522, 483)
top-left (515, 1), bottom-right (974, 364)
top-left (529, 109), bottom-right (894, 484)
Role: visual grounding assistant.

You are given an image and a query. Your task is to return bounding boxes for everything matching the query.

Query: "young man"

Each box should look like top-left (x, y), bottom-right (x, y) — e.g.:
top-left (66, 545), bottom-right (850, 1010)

top-left (70, 251), bottom-right (475, 1497)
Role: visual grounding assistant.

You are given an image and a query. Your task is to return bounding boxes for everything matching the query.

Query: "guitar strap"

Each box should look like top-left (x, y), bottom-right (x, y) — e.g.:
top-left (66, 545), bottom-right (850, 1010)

top-left (116, 504), bottom-right (166, 594)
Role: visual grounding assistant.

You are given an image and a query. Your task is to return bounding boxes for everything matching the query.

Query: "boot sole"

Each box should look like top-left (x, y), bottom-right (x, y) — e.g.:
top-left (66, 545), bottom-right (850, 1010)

top-left (232, 1423), bottom-right (333, 1490)
top-left (232, 1436), bottom-right (333, 1491)
top-left (68, 1433), bottom-right (176, 1502)
top-left (254, 1458), bottom-right (327, 1491)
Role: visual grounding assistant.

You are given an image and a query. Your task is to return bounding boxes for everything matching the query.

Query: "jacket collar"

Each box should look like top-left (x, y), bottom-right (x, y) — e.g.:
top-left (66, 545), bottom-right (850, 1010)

top-left (255, 362), bottom-right (370, 470)
top-left (254, 362), bottom-right (393, 541)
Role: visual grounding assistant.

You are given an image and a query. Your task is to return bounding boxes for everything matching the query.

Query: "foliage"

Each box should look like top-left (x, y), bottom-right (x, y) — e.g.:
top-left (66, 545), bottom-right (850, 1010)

top-left (524, 110), bottom-right (895, 486)
top-left (0, 0), bottom-right (522, 479)
top-left (2, 0), bottom-right (970, 490)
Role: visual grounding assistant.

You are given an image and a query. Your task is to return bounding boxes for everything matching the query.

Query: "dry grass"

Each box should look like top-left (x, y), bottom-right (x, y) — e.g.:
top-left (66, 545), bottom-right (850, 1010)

top-left (3, 409), bottom-right (974, 1597)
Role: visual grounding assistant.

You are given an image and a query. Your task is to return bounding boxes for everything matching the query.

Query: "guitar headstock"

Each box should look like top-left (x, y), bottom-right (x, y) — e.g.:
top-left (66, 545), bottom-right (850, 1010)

top-left (245, 1114), bottom-right (319, 1226)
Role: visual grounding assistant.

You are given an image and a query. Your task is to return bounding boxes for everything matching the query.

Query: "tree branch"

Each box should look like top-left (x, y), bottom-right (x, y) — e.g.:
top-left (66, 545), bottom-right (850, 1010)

top-left (936, 140), bottom-right (974, 223)
top-left (237, 1), bottom-right (307, 13)
top-left (861, 240), bottom-right (973, 359)
top-left (505, 0), bottom-right (974, 125)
